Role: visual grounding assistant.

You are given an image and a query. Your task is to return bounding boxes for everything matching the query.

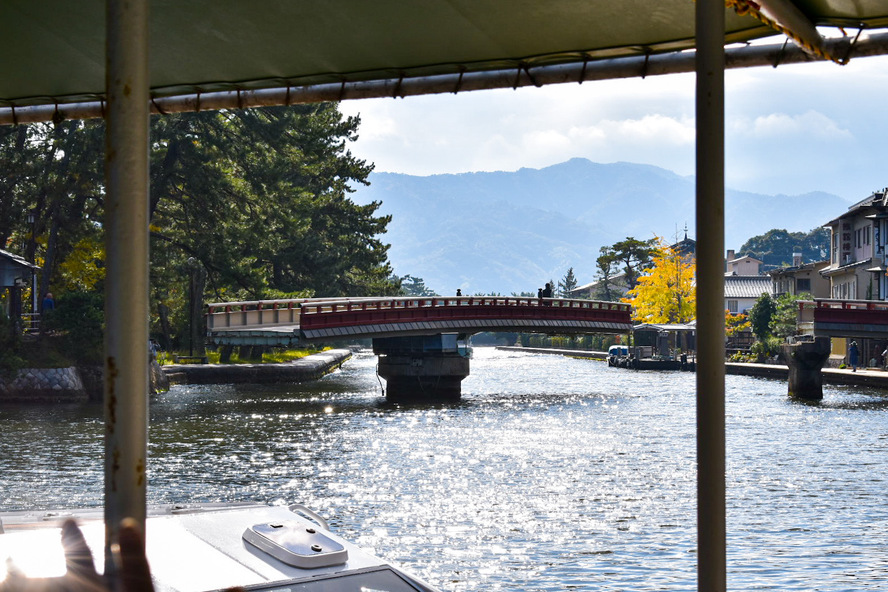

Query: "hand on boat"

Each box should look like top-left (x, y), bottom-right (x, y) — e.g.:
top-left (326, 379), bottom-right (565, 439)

top-left (0, 518), bottom-right (153, 592)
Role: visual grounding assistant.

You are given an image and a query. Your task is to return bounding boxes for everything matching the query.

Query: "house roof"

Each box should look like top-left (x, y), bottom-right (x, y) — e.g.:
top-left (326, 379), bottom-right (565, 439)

top-left (634, 323), bottom-right (696, 333)
top-left (824, 188), bottom-right (888, 226)
top-left (724, 275), bottom-right (771, 299)
top-left (728, 254), bottom-right (763, 264)
top-left (0, 248), bottom-right (39, 271)
top-left (768, 260), bottom-right (830, 277)
top-left (821, 257), bottom-right (876, 276)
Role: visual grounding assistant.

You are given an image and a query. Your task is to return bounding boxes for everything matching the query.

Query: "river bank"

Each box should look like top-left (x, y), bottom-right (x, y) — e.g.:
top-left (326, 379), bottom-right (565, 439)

top-left (162, 348), bottom-right (352, 385)
top-left (0, 349), bottom-right (351, 403)
top-left (496, 345), bottom-right (888, 391)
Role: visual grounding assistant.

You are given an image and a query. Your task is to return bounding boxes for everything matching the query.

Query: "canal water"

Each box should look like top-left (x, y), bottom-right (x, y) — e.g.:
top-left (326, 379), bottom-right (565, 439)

top-left (1, 347), bottom-right (887, 591)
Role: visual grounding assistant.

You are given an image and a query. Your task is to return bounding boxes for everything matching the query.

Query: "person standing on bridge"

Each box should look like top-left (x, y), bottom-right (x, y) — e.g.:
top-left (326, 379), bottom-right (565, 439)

top-left (542, 283), bottom-right (553, 299)
top-left (849, 340), bottom-right (859, 372)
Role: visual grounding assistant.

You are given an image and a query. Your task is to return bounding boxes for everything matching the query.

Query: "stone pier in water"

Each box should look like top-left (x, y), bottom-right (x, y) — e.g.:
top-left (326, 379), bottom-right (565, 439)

top-left (374, 334), bottom-right (470, 402)
top-left (783, 337), bottom-right (831, 400)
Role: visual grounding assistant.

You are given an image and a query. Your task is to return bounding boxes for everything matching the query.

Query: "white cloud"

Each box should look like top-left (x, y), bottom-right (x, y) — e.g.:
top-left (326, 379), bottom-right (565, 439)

top-left (731, 111), bottom-right (853, 141)
top-left (339, 54), bottom-right (888, 199)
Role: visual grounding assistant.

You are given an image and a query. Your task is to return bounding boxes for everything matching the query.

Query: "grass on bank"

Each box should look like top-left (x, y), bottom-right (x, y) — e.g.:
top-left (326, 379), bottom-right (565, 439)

top-left (157, 346), bottom-right (331, 365)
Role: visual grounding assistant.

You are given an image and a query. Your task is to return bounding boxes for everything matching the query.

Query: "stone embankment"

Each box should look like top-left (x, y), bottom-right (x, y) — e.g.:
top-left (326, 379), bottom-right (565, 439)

top-left (496, 345), bottom-right (607, 360)
top-left (162, 349), bottom-right (352, 385)
top-left (498, 345), bottom-right (888, 390)
top-left (0, 349), bottom-right (351, 404)
top-left (0, 367), bottom-right (89, 403)
top-left (725, 362), bottom-right (888, 389)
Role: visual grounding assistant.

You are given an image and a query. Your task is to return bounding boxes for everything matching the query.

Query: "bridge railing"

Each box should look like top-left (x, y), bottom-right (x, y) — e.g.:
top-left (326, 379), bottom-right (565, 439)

top-left (798, 298), bottom-right (888, 331)
top-left (206, 298), bottom-right (309, 330)
top-left (206, 296), bottom-right (632, 332)
top-left (299, 296), bottom-right (631, 330)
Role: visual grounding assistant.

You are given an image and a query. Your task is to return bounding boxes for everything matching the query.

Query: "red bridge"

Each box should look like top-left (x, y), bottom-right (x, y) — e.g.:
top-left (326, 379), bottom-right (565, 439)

top-left (207, 296), bottom-right (633, 346)
top-left (798, 299), bottom-right (888, 339)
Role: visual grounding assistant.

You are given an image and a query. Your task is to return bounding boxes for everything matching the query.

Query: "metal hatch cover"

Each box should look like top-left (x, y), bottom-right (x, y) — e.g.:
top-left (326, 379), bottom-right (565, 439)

top-left (243, 521), bottom-right (348, 569)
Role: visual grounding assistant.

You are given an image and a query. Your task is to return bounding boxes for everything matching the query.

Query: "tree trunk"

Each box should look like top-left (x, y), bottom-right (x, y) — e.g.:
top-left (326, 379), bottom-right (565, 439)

top-left (187, 259), bottom-right (207, 356)
top-left (157, 302), bottom-right (172, 350)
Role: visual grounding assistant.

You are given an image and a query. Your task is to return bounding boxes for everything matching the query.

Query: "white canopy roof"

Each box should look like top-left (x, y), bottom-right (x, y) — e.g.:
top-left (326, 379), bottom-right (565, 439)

top-left (3, 0), bottom-right (888, 123)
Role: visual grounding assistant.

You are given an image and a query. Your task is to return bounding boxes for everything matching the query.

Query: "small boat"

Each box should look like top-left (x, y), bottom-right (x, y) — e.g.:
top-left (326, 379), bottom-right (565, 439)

top-left (0, 502), bottom-right (441, 592)
top-left (611, 324), bottom-right (696, 371)
top-left (606, 344), bottom-right (629, 367)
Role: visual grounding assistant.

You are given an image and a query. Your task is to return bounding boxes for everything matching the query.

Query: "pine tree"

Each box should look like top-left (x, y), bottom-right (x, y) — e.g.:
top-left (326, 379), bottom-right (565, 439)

top-left (557, 267), bottom-right (578, 297)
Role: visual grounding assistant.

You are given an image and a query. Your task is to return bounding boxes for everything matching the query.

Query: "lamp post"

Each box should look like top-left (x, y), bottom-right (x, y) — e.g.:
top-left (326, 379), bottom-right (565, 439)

top-left (26, 210), bottom-right (36, 314)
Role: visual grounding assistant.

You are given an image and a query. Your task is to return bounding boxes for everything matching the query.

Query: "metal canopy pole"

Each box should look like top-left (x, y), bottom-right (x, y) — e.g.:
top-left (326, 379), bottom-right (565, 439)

top-left (696, 0), bottom-right (727, 590)
top-left (4, 32), bottom-right (888, 127)
top-left (104, 0), bottom-right (150, 575)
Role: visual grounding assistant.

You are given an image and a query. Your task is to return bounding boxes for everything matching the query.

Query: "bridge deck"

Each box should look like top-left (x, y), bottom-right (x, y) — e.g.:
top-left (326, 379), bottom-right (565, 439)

top-left (799, 299), bottom-right (888, 339)
top-left (207, 296), bottom-right (633, 346)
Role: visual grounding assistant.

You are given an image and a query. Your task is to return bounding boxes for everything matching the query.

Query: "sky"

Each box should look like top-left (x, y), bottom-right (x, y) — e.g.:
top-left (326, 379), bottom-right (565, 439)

top-left (340, 51), bottom-right (888, 203)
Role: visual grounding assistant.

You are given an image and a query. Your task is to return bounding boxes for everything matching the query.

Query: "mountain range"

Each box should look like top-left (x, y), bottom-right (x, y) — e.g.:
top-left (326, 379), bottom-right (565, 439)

top-left (349, 158), bottom-right (850, 295)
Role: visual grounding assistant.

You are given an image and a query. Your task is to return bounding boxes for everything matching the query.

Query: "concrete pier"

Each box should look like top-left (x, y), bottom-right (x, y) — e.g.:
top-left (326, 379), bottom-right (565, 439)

top-left (374, 334), bottom-right (471, 402)
top-left (782, 337), bottom-right (831, 400)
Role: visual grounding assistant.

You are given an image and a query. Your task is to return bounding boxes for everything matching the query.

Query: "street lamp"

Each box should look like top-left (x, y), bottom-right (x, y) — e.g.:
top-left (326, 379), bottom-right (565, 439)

top-left (26, 210), bottom-right (36, 314)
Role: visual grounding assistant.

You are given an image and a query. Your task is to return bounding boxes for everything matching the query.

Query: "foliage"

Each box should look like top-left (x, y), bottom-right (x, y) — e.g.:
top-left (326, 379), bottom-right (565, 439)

top-left (750, 336), bottom-right (784, 362)
top-left (57, 236), bottom-right (105, 293)
top-left (41, 291), bottom-right (104, 364)
top-left (607, 237), bottom-right (658, 290)
top-left (770, 292), bottom-right (810, 339)
top-left (739, 228), bottom-right (829, 268)
top-left (725, 310), bottom-right (751, 336)
top-left (748, 293), bottom-right (776, 341)
top-left (398, 275), bottom-right (437, 296)
top-left (1, 104), bottom-right (400, 358)
top-left (557, 267), bottom-right (578, 297)
top-left (0, 313), bottom-right (25, 373)
top-left (622, 240), bottom-right (696, 323)
top-left (594, 246), bottom-right (620, 301)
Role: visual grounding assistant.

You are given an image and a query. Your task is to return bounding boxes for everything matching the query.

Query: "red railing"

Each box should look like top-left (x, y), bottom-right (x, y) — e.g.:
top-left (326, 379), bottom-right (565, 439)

top-left (299, 296), bottom-right (631, 331)
top-left (798, 299), bottom-right (888, 326)
top-left (207, 296), bottom-right (632, 332)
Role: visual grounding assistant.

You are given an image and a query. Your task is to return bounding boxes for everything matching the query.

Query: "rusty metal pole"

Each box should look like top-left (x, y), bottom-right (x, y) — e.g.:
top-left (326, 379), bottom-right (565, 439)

top-left (104, 0), bottom-right (150, 575)
top-left (696, 0), bottom-right (727, 590)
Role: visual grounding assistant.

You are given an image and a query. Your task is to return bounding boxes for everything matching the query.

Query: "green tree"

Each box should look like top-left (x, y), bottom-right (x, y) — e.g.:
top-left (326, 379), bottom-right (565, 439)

top-left (399, 275), bottom-right (437, 296)
top-left (739, 228), bottom-right (830, 268)
top-left (598, 237), bottom-right (657, 293)
top-left (1, 104), bottom-right (399, 354)
top-left (770, 292), bottom-right (810, 339)
top-left (557, 267), bottom-right (578, 297)
top-left (748, 293), bottom-right (776, 341)
top-left (593, 246), bottom-right (623, 301)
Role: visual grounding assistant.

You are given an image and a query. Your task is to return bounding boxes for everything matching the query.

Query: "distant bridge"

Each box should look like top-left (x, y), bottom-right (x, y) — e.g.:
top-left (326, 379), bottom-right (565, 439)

top-left (798, 299), bottom-right (888, 339)
top-left (206, 296), bottom-right (633, 346)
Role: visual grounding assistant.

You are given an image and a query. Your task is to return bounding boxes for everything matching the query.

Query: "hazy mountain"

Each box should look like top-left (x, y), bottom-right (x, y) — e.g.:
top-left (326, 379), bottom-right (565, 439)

top-left (350, 158), bottom-right (849, 295)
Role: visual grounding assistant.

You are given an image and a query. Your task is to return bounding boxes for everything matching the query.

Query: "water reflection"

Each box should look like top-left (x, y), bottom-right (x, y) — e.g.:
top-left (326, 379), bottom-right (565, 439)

top-left (1, 348), bottom-right (887, 591)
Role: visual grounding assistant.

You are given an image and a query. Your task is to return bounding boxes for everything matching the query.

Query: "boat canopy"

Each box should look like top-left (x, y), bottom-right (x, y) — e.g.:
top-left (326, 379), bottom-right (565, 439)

top-left (3, 0), bottom-right (888, 123)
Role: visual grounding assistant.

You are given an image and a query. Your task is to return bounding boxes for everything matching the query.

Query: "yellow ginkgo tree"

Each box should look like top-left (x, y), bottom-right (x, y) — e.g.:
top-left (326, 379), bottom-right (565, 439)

top-left (622, 239), bottom-right (696, 324)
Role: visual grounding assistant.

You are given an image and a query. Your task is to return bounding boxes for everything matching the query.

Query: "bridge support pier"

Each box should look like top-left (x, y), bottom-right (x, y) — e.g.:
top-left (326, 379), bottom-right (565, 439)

top-left (373, 334), bottom-right (470, 402)
top-left (783, 337), bottom-right (831, 400)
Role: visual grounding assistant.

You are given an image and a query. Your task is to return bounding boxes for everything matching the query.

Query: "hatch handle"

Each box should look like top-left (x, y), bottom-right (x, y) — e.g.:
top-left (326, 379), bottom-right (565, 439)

top-left (288, 503), bottom-right (330, 531)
